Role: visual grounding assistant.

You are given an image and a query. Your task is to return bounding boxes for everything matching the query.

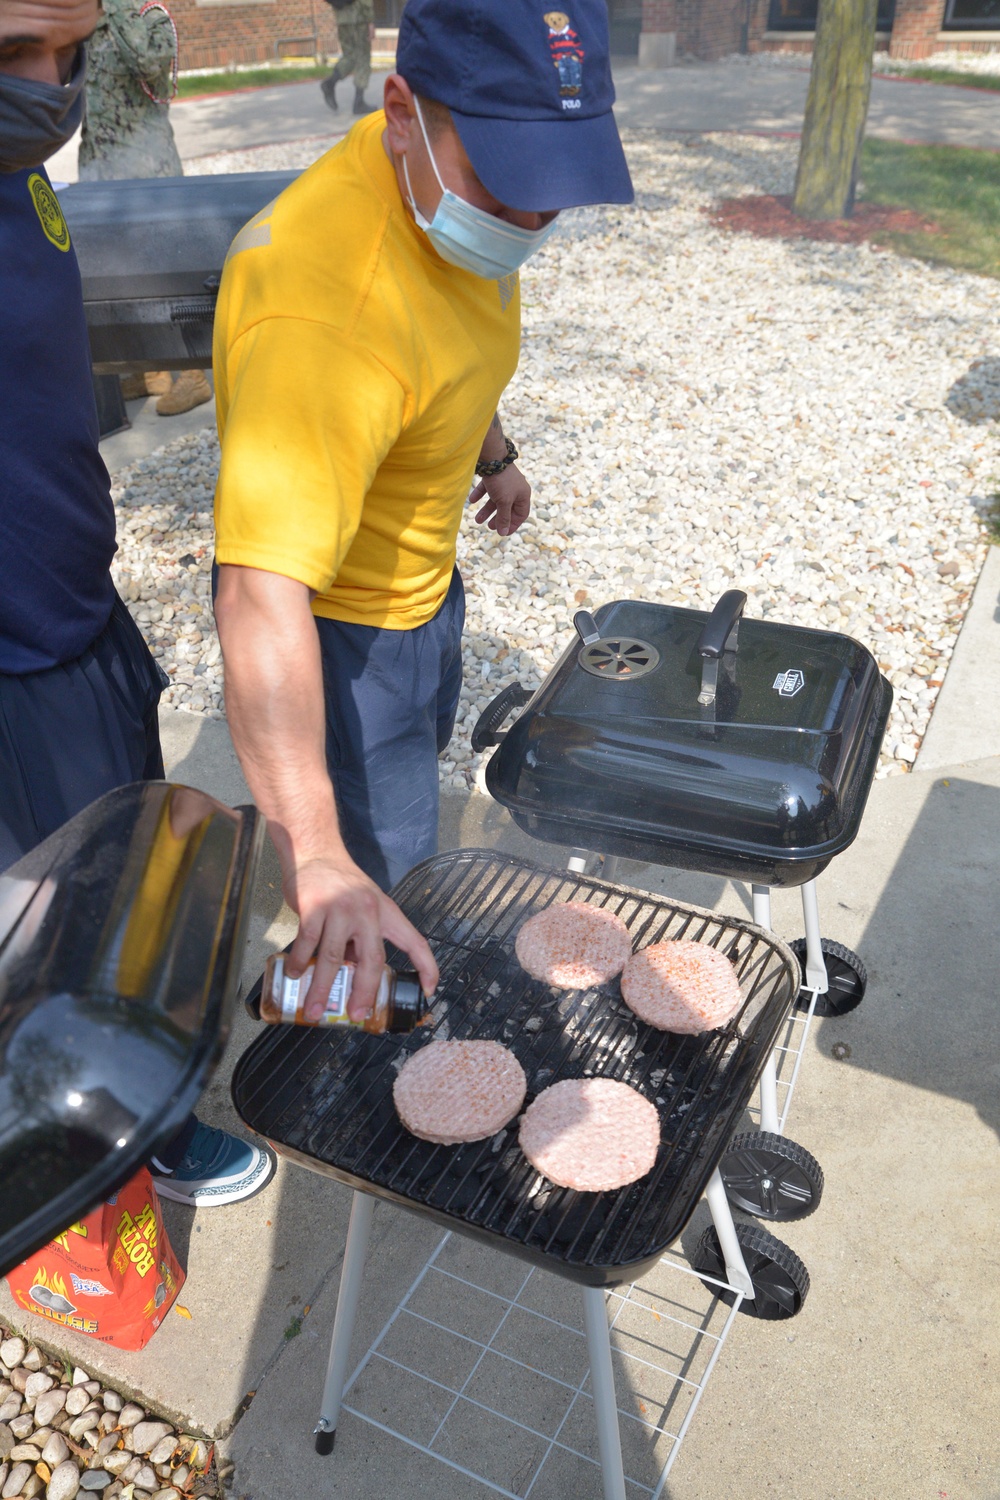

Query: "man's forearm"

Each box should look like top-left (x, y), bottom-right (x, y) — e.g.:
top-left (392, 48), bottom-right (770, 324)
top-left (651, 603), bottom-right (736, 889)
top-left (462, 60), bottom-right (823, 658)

top-left (214, 565), bottom-right (345, 876)
top-left (478, 410), bottom-right (507, 464)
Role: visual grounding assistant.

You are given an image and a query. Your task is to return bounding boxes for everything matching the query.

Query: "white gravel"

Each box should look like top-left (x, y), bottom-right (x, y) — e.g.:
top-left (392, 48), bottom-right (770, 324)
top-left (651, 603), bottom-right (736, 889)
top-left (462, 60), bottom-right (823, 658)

top-left (111, 128), bottom-right (998, 788)
top-left (874, 49), bottom-right (1000, 76)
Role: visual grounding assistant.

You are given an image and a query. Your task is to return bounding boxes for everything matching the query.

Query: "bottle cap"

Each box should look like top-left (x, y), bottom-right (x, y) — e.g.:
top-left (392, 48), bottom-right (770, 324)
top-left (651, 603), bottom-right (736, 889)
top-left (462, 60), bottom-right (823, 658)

top-left (388, 969), bottom-right (432, 1033)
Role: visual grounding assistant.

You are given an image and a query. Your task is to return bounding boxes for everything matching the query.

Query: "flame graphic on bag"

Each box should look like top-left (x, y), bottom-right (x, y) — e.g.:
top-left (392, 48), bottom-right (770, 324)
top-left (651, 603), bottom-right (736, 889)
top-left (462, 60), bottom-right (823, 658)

top-left (28, 1263), bottom-right (77, 1316)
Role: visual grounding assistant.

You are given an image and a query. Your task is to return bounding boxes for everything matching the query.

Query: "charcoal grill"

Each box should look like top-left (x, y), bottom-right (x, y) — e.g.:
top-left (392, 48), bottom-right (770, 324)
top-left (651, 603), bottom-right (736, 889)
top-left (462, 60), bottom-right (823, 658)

top-left (474, 592), bottom-right (889, 1126)
top-left (58, 172), bottom-right (298, 373)
top-left (232, 849), bottom-right (805, 1499)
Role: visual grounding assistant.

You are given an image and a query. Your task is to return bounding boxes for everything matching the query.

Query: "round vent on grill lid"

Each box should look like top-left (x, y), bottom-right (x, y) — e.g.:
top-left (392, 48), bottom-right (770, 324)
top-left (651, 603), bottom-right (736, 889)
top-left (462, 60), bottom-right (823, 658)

top-left (573, 609), bottom-right (660, 681)
top-left (578, 637), bottom-right (660, 681)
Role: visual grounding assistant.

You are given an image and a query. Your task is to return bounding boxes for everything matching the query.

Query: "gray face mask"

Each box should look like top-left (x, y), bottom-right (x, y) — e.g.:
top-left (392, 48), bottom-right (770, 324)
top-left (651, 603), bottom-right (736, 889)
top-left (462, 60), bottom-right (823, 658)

top-left (0, 46), bottom-right (87, 175)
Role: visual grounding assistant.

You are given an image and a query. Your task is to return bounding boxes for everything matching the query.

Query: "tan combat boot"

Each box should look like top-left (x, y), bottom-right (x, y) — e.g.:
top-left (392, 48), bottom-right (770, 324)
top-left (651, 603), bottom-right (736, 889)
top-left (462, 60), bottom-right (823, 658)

top-left (121, 371), bottom-right (172, 400)
top-left (156, 369), bottom-right (212, 416)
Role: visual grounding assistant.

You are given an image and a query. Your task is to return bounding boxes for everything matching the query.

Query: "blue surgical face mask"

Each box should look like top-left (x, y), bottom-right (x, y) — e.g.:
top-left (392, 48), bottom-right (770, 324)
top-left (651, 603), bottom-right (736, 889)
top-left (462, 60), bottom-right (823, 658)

top-left (402, 96), bottom-right (558, 281)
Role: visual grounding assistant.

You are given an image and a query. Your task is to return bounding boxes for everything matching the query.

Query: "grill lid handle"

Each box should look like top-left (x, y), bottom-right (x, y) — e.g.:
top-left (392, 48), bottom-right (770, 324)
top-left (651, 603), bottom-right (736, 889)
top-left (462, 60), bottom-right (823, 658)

top-left (573, 610), bottom-right (601, 646)
top-left (696, 590), bottom-right (747, 707)
top-left (471, 681), bottom-right (532, 752)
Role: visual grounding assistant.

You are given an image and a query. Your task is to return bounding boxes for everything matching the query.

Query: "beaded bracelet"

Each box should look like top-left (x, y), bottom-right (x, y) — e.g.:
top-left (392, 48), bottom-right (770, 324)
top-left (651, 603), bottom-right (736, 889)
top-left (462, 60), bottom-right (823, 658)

top-left (475, 437), bottom-right (519, 479)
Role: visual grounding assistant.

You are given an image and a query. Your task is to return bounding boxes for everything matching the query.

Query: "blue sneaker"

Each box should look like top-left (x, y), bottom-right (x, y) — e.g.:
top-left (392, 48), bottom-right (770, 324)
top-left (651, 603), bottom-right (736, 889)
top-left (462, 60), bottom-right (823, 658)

top-left (153, 1123), bottom-right (274, 1207)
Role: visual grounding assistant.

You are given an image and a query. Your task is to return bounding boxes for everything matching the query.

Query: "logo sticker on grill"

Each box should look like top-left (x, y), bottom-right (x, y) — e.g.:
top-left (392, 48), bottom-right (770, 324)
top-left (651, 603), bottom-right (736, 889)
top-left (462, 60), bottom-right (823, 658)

top-left (773, 669), bottom-right (805, 698)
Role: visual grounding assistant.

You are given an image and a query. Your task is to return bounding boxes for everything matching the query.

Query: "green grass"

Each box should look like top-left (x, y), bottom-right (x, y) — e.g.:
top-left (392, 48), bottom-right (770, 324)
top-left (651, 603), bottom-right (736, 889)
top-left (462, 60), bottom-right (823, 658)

top-left (176, 62), bottom-right (333, 98)
top-left (858, 137), bottom-right (1000, 278)
top-left (877, 65), bottom-right (1000, 91)
top-left (983, 492), bottom-right (1000, 543)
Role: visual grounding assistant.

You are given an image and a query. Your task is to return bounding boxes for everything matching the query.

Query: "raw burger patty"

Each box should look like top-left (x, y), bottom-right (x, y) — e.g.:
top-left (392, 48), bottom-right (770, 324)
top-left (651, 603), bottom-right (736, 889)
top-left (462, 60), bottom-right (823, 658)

top-left (519, 1078), bottom-right (659, 1193)
top-left (515, 901), bottom-right (631, 988)
top-left (393, 1040), bottom-right (527, 1145)
top-left (621, 941), bottom-right (742, 1033)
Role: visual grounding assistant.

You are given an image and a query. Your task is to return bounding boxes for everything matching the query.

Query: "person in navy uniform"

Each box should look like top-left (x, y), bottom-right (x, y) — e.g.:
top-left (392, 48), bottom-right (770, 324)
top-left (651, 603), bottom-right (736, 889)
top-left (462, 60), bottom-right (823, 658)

top-left (0, 0), bottom-right (273, 1208)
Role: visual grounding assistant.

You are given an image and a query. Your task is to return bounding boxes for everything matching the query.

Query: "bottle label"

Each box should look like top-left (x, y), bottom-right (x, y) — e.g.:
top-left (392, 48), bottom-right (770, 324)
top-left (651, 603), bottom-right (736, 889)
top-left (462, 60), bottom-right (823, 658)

top-left (317, 966), bottom-right (354, 1026)
top-left (281, 974), bottom-right (300, 1023)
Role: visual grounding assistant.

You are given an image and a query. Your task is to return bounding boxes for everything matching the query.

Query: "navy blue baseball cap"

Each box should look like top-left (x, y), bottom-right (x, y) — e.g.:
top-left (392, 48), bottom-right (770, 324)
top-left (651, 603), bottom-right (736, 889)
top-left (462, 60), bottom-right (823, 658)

top-left (396, 0), bottom-right (634, 213)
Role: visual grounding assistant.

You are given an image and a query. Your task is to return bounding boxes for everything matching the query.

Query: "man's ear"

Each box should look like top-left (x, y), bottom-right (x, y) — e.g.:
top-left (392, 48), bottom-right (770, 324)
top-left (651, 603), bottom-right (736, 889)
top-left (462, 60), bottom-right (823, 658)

top-left (382, 73), bottom-right (416, 157)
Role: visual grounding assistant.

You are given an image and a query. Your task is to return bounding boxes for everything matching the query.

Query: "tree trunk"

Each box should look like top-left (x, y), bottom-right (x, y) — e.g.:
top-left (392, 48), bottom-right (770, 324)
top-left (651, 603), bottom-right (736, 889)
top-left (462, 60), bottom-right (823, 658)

top-left (792, 0), bottom-right (879, 220)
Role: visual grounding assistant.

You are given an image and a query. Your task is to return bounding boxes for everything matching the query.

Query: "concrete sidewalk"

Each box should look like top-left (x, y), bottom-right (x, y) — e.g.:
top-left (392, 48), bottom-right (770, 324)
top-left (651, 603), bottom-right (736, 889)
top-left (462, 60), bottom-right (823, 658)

top-left (46, 59), bottom-right (1000, 183)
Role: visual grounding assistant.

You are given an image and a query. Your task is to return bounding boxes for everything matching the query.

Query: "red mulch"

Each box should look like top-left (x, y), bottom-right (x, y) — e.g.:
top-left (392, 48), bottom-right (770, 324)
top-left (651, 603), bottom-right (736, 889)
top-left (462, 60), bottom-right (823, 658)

top-left (707, 193), bottom-right (941, 246)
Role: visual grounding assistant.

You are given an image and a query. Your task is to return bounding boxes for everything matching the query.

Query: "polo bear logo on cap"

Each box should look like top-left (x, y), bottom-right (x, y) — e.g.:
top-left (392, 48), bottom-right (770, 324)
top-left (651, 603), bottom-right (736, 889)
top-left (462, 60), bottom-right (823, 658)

top-left (544, 11), bottom-right (585, 100)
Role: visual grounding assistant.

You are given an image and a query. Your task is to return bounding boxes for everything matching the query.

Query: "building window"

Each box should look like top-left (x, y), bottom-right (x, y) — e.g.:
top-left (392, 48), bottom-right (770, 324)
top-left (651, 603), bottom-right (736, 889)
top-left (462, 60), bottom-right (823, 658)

top-left (767, 0), bottom-right (895, 26)
top-left (943, 0), bottom-right (1000, 26)
top-left (373, 0), bottom-right (405, 22)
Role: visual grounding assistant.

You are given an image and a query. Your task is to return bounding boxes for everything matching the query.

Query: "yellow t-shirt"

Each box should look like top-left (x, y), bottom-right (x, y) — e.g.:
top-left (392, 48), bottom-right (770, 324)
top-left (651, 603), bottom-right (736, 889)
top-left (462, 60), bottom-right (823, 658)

top-left (213, 112), bottom-right (522, 629)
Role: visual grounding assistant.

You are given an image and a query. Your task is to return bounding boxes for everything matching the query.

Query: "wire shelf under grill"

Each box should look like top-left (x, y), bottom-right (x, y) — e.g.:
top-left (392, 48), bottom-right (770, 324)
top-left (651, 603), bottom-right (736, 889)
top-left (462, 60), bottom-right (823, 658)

top-left (232, 851), bottom-right (798, 1286)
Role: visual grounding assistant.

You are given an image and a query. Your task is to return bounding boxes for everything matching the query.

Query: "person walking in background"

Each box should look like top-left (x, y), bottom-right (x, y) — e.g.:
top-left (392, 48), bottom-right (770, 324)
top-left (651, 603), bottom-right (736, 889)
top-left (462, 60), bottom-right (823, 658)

top-left (320, 0), bottom-right (374, 116)
top-left (79, 0), bottom-right (211, 416)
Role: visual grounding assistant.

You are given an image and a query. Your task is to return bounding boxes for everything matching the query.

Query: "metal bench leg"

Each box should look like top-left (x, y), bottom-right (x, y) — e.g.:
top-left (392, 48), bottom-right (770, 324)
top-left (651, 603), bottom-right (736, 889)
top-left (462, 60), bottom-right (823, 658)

top-left (800, 880), bottom-right (829, 994)
top-left (314, 1189), bottom-right (375, 1454)
top-left (705, 1168), bottom-right (754, 1300)
top-left (582, 1287), bottom-right (626, 1500)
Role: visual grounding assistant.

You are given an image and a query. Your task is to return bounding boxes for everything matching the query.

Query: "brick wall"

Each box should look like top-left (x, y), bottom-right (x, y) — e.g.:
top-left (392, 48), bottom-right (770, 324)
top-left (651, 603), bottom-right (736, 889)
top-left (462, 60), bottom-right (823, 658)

top-left (641, 0), bottom-right (677, 28)
top-left (888, 0), bottom-right (946, 56)
top-left (643, 0), bottom-right (772, 57)
top-left (169, 0), bottom-right (339, 72)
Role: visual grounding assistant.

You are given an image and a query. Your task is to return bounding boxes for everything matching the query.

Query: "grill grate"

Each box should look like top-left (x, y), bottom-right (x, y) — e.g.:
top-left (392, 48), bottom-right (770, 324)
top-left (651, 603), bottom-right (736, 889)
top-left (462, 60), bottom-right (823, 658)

top-left (232, 851), bottom-right (798, 1286)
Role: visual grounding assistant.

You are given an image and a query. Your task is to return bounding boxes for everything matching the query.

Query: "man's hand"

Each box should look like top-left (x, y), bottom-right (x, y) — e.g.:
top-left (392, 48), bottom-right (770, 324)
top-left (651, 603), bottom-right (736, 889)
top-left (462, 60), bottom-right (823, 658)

top-left (214, 563), bottom-right (439, 1024)
top-left (471, 462), bottom-right (531, 536)
top-left (288, 853), bottom-right (438, 1023)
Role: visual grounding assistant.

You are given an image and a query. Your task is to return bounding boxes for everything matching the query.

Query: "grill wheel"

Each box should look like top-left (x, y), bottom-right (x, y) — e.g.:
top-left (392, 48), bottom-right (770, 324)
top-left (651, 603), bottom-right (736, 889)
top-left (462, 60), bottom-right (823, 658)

top-left (719, 1130), bottom-right (824, 1221)
top-left (695, 1222), bottom-right (810, 1320)
top-left (790, 938), bottom-right (867, 1017)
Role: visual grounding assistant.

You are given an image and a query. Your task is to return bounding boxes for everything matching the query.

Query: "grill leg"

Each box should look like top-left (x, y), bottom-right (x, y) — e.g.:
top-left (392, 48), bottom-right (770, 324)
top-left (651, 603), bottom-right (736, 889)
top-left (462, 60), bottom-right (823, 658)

top-left (800, 880), bottom-right (829, 994)
top-left (314, 1190), bottom-right (375, 1453)
top-left (750, 886), bottom-right (781, 1132)
top-left (705, 1167), bottom-right (754, 1299)
top-left (758, 1050), bottom-right (781, 1135)
top-left (582, 1287), bottom-right (626, 1500)
top-left (750, 883), bottom-right (771, 928)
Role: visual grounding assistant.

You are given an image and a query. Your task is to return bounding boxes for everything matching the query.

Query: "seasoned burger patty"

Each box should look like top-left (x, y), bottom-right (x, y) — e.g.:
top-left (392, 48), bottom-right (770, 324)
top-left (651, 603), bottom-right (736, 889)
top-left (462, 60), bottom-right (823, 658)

top-left (393, 1040), bottom-right (527, 1145)
top-left (519, 1077), bottom-right (660, 1193)
top-left (515, 901), bottom-right (632, 989)
top-left (620, 940), bottom-right (742, 1033)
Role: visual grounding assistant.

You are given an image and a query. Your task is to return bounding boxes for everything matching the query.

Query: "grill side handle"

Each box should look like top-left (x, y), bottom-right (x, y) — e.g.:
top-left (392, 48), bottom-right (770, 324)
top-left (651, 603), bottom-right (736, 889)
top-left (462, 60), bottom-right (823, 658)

top-left (696, 590), bottom-right (747, 707)
top-left (471, 682), bottom-right (532, 752)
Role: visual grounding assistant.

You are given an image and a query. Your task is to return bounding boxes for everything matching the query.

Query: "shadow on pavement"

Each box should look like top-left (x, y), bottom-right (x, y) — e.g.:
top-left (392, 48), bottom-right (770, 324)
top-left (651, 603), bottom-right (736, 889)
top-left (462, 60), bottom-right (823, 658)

top-left (831, 773), bottom-right (1000, 1142)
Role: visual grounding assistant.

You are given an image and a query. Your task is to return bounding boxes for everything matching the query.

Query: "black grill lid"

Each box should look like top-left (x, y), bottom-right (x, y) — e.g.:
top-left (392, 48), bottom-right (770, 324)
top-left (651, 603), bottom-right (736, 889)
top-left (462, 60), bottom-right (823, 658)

top-left (0, 783), bottom-right (263, 1277)
top-left (483, 598), bottom-right (891, 887)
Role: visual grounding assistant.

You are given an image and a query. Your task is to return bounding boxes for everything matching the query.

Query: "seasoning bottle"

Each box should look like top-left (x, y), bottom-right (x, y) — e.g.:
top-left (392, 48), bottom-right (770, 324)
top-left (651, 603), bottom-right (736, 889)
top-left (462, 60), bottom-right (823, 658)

top-left (259, 952), bottom-right (432, 1033)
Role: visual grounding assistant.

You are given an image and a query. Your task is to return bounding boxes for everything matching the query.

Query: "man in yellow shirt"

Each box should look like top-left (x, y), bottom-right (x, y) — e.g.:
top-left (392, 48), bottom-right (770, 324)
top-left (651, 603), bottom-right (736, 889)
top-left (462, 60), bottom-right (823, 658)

top-left (213, 0), bottom-right (633, 1022)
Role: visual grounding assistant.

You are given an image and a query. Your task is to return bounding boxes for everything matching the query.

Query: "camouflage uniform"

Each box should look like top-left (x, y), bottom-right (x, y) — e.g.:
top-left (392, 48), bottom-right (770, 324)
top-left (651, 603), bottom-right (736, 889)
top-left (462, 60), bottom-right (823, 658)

top-left (78, 0), bottom-right (182, 181)
top-left (324, 0), bottom-right (374, 93)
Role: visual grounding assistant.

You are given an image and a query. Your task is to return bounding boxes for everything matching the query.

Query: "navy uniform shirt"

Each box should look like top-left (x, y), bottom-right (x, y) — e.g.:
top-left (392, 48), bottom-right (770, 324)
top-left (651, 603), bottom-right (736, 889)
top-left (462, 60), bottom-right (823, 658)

top-left (0, 166), bottom-right (116, 673)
